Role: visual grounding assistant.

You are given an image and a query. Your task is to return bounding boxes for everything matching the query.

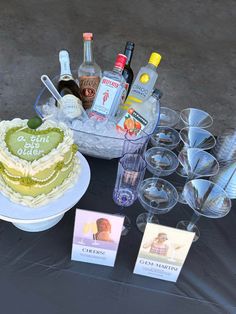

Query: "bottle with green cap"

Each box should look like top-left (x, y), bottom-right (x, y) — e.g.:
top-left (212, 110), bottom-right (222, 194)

top-left (121, 52), bottom-right (161, 110)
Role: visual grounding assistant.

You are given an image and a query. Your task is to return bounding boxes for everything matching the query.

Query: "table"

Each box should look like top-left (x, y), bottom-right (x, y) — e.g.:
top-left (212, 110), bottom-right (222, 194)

top-left (0, 156), bottom-right (235, 314)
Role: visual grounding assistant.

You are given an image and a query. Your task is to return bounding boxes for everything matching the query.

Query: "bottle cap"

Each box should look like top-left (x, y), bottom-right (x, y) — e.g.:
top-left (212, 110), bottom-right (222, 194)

top-left (114, 54), bottom-right (127, 70)
top-left (59, 50), bottom-right (69, 61)
top-left (148, 52), bottom-right (162, 67)
top-left (152, 88), bottom-right (163, 99)
top-left (83, 33), bottom-right (93, 41)
top-left (125, 41), bottom-right (135, 50)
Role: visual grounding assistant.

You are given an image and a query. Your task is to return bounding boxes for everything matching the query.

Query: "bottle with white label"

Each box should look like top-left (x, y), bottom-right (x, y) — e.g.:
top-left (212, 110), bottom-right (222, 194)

top-left (117, 89), bottom-right (162, 136)
top-left (121, 52), bottom-right (162, 111)
top-left (89, 54), bottom-right (127, 120)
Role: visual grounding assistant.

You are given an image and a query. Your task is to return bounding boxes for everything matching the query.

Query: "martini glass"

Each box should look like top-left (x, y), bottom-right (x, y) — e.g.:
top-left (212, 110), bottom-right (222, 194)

top-left (159, 107), bottom-right (180, 127)
top-left (180, 108), bottom-right (213, 129)
top-left (136, 177), bottom-right (178, 232)
top-left (176, 148), bottom-right (219, 203)
top-left (179, 127), bottom-right (216, 150)
top-left (151, 126), bottom-right (180, 150)
top-left (176, 179), bottom-right (231, 241)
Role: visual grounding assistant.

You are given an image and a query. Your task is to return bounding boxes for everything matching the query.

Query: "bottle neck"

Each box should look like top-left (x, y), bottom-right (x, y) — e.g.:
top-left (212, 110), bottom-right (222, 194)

top-left (83, 40), bottom-right (93, 63)
top-left (59, 56), bottom-right (72, 77)
top-left (124, 48), bottom-right (133, 66)
top-left (113, 66), bottom-right (123, 74)
top-left (147, 63), bottom-right (157, 71)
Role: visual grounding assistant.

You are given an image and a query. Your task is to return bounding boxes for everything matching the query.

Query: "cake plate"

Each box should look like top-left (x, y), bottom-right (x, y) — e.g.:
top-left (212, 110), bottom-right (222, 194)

top-left (0, 152), bottom-right (90, 232)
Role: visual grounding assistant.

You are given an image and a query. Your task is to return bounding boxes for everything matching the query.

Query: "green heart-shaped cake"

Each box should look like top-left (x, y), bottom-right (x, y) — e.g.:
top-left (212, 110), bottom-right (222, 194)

top-left (0, 118), bottom-right (80, 207)
top-left (5, 127), bottom-right (64, 161)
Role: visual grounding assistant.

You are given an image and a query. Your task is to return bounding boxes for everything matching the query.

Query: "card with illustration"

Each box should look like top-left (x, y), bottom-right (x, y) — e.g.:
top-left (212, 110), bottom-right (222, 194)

top-left (134, 223), bottom-right (195, 282)
top-left (71, 209), bottom-right (124, 267)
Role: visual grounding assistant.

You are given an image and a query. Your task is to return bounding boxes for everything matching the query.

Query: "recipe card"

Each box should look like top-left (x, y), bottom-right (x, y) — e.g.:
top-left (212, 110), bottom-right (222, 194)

top-left (134, 223), bottom-right (195, 282)
top-left (71, 209), bottom-right (124, 267)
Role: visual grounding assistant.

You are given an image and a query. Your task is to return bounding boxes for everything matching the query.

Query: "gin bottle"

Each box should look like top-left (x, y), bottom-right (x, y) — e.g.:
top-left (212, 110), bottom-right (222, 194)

top-left (89, 54), bottom-right (127, 120)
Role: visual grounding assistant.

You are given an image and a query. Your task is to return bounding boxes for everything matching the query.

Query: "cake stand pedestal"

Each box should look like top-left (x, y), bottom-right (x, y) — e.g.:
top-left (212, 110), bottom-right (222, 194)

top-left (0, 152), bottom-right (90, 232)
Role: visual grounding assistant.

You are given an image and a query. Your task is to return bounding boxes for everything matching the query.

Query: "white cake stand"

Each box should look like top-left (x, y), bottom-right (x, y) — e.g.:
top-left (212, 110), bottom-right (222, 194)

top-left (0, 152), bottom-right (91, 232)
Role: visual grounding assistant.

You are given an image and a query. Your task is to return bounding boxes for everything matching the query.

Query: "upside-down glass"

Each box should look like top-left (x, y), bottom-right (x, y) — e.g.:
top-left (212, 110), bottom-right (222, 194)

top-left (136, 177), bottom-right (178, 232)
top-left (176, 179), bottom-right (231, 241)
top-left (113, 153), bottom-right (147, 235)
top-left (180, 108), bottom-right (213, 129)
top-left (211, 128), bottom-right (236, 163)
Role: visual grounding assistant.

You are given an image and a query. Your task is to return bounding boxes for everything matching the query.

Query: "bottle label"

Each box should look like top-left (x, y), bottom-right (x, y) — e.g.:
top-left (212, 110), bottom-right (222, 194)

top-left (61, 95), bottom-right (83, 119)
top-left (79, 76), bottom-right (100, 110)
top-left (91, 76), bottom-right (121, 116)
top-left (116, 108), bottom-right (148, 136)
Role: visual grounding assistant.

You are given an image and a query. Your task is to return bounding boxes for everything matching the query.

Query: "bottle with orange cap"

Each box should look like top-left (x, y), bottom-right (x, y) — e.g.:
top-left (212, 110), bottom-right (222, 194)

top-left (121, 52), bottom-right (162, 111)
top-left (78, 33), bottom-right (102, 110)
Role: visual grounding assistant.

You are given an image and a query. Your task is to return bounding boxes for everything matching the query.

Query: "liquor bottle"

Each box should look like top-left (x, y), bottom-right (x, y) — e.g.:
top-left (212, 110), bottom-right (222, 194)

top-left (58, 50), bottom-right (81, 99)
top-left (122, 41), bottom-right (135, 95)
top-left (117, 89), bottom-right (162, 136)
top-left (78, 33), bottom-right (102, 110)
top-left (121, 52), bottom-right (162, 110)
top-left (89, 54), bottom-right (127, 120)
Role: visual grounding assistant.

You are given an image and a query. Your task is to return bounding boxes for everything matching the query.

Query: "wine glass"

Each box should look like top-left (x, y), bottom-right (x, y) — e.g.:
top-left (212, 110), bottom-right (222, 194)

top-left (176, 148), bottom-right (219, 203)
top-left (179, 127), bottom-right (216, 150)
top-left (136, 177), bottom-right (178, 232)
top-left (176, 179), bottom-right (231, 241)
top-left (150, 126), bottom-right (180, 150)
top-left (113, 153), bottom-right (147, 235)
top-left (145, 147), bottom-right (179, 177)
top-left (180, 108), bottom-right (213, 128)
top-left (159, 107), bottom-right (180, 127)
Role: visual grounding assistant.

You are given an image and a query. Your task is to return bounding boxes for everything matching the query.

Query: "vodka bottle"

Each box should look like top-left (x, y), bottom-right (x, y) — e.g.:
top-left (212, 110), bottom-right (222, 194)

top-left (117, 89), bottom-right (162, 136)
top-left (121, 52), bottom-right (161, 110)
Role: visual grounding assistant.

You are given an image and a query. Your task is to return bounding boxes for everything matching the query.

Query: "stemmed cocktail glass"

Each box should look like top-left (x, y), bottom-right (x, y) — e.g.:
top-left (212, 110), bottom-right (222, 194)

top-left (151, 126), bottom-right (180, 150)
top-left (180, 108), bottom-right (213, 129)
top-left (176, 179), bottom-right (231, 241)
top-left (179, 127), bottom-right (216, 150)
top-left (176, 148), bottom-right (219, 203)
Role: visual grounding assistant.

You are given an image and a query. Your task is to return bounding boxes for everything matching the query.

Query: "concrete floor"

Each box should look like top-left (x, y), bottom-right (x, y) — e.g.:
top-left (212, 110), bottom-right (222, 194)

top-left (0, 0), bottom-right (235, 134)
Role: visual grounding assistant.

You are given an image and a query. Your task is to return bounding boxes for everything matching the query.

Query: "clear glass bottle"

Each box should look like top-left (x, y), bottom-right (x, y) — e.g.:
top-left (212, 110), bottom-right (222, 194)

top-left (78, 33), bottom-right (102, 110)
top-left (117, 89), bottom-right (162, 136)
top-left (89, 54), bottom-right (127, 121)
top-left (122, 52), bottom-right (162, 110)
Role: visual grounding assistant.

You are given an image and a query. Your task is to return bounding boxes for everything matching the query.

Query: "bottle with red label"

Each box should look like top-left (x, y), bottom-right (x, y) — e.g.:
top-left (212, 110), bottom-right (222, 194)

top-left (89, 54), bottom-right (127, 120)
top-left (78, 33), bottom-right (102, 110)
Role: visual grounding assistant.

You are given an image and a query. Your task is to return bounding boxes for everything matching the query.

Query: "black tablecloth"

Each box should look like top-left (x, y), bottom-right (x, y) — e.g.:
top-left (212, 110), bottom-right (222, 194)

top-left (0, 156), bottom-right (235, 314)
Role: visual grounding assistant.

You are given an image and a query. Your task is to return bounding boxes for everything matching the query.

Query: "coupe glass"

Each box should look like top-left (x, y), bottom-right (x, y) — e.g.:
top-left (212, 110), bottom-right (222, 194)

top-left (179, 127), bottom-right (216, 150)
top-left (150, 126), bottom-right (180, 150)
top-left (145, 147), bottom-right (179, 177)
top-left (176, 179), bottom-right (231, 241)
top-left (136, 177), bottom-right (178, 232)
top-left (159, 107), bottom-right (180, 127)
top-left (180, 108), bottom-right (213, 128)
top-left (113, 153), bottom-right (147, 235)
top-left (176, 148), bottom-right (219, 203)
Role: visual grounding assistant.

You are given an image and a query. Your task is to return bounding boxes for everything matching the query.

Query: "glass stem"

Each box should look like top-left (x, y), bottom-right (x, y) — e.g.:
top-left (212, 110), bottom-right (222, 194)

top-left (147, 212), bottom-right (154, 223)
top-left (187, 213), bottom-right (200, 231)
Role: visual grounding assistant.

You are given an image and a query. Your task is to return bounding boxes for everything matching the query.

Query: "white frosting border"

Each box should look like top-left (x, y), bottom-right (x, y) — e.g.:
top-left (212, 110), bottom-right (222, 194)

top-left (0, 157), bottom-right (81, 208)
top-left (0, 118), bottom-right (74, 176)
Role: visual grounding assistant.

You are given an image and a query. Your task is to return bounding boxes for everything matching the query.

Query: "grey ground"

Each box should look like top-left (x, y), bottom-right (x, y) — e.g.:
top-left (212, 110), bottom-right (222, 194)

top-left (0, 0), bottom-right (235, 134)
